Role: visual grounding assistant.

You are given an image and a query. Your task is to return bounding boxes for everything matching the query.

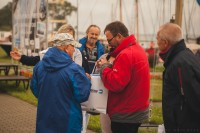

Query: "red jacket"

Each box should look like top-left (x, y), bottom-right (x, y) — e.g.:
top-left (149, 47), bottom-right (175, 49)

top-left (102, 35), bottom-right (150, 118)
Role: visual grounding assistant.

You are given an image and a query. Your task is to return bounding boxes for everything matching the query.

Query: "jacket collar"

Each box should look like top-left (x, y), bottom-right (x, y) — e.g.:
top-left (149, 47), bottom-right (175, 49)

top-left (110, 34), bottom-right (137, 57)
top-left (159, 39), bottom-right (186, 67)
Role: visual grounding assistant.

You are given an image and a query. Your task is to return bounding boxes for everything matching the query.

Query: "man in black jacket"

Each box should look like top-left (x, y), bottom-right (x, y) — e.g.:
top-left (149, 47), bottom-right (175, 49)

top-left (157, 23), bottom-right (200, 133)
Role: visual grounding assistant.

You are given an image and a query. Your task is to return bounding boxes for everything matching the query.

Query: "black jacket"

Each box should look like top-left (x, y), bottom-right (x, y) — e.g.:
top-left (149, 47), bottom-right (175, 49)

top-left (20, 55), bottom-right (40, 66)
top-left (160, 40), bottom-right (200, 133)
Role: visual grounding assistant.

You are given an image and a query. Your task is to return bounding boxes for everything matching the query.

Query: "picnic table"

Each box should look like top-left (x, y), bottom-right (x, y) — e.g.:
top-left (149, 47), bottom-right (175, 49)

top-left (0, 63), bottom-right (18, 75)
top-left (0, 63), bottom-right (31, 90)
top-left (0, 76), bottom-right (30, 90)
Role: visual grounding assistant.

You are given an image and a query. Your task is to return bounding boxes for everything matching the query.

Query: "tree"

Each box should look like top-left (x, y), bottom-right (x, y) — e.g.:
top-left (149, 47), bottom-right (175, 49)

top-left (48, 1), bottom-right (77, 30)
top-left (0, 2), bottom-right (12, 31)
top-left (0, 1), bottom-right (77, 31)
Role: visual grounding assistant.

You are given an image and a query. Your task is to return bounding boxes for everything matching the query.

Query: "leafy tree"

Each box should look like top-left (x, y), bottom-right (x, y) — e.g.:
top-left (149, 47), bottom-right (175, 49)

top-left (0, 1), bottom-right (77, 31)
top-left (48, 1), bottom-right (77, 30)
top-left (0, 2), bottom-right (12, 31)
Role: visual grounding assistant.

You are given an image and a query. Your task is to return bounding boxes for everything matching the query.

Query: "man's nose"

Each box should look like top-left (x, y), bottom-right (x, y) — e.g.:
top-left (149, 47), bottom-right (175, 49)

top-left (92, 34), bottom-right (98, 38)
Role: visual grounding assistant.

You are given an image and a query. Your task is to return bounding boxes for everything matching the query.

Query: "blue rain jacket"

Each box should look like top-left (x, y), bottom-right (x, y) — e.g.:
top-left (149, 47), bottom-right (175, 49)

top-left (30, 47), bottom-right (91, 133)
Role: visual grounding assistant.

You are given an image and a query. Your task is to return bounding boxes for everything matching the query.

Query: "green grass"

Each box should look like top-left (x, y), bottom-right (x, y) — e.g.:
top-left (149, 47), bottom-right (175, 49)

top-left (88, 115), bottom-right (101, 133)
top-left (150, 63), bottom-right (164, 72)
top-left (149, 106), bottom-right (163, 124)
top-left (150, 79), bottom-right (162, 102)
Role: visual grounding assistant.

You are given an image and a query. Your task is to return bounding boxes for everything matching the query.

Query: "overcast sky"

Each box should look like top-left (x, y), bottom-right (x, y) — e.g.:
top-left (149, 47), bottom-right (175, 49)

top-left (67, 0), bottom-right (200, 40)
top-left (1, 0), bottom-right (200, 41)
top-left (0, 0), bottom-right (11, 8)
top-left (67, 0), bottom-right (176, 39)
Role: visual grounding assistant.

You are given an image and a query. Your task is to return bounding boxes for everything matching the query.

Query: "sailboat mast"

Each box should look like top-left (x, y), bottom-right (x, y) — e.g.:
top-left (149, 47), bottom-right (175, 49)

top-left (175, 0), bottom-right (183, 27)
top-left (120, 0), bottom-right (123, 22)
top-left (136, 0), bottom-right (139, 42)
top-left (77, 0), bottom-right (79, 39)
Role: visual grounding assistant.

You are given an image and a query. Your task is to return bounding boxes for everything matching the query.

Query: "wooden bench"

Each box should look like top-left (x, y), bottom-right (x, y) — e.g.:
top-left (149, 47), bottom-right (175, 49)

top-left (0, 63), bottom-right (18, 75)
top-left (0, 76), bottom-right (30, 90)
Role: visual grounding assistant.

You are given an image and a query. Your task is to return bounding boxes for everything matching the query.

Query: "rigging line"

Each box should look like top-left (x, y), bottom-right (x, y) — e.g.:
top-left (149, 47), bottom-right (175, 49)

top-left (163, 0), bottom-right (165, 23)
top-left (132, 1), bottom-right (137, 35)
top-left (122, 0), bottom-right (131, 31)
top-left (116, 0), bottom-right (119, 20)
top-left (167, 0), bottom-right (171, 21)
top-left (183, 5), bottom-right (188, 41)
top-left (138, 1), bottom-right (147, 42)
top-left (187, 0), bottom-right (196, 39)
top-left (170, 0), bottom-right (171, 18)
top-left (112, 0), bottom-right (119, 21)
top-left (191, 2), bottom-right (197, 38)
top-left (138, 2), bottom-right (156, 117)
top-left (81, 0), bottom-right (98, 30)
top-left (147, 0), bottom-right (156, 41)
top-left (150, 0), bottom-right (162, 105)
top-left (111, 0), bottom-right (115, 22)
top-left (153, 0), bottom-right (162, 40)
top-left (187, 0), bottom-right (193, 36)
top-left (129, 0), bottom-right (135, 34)
top-left (158, 0), bottom-right (163, 27)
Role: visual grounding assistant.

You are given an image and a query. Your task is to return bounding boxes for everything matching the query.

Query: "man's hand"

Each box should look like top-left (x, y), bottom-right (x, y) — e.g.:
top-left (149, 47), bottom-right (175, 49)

top-left (86, 73), bottom-right (91, 80)
top-left (96, 58), bottom-right (108, 68)
top-left (10, 51), bottom-right (22, 61)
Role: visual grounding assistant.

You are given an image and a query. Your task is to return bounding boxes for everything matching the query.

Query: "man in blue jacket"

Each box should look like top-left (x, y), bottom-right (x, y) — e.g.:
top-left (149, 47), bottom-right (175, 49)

top-left (30, 33), bottom-right (91, 133)
top-left (79, 24), bottom-right (104, 74)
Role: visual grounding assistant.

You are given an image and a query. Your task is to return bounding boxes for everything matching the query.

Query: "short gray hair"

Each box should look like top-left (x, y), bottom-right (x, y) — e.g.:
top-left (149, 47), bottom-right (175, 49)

top-left (57, 24), bottom-right (75, 38)
top-left (158, 23), bottom-right (183, 45)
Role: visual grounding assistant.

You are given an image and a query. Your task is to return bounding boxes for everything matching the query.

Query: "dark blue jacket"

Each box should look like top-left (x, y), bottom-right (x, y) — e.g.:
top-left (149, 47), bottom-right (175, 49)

top-left (30, 47), bottom-right (91, 133)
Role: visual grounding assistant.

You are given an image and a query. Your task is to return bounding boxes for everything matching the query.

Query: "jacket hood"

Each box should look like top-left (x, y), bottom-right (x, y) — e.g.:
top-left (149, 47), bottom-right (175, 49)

top-left (110, 34), bottom-right (137, 57)
top-left (42, 47), bottom-right (73, 72)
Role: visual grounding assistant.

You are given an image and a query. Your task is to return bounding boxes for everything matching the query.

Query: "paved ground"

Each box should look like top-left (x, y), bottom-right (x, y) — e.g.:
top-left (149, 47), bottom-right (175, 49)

top-left (0, 93), bottom-right (95, 133)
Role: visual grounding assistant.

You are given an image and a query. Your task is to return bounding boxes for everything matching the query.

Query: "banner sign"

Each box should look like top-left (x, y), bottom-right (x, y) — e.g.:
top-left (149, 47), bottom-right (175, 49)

top-left (12, 0), bottom-right (47, 55)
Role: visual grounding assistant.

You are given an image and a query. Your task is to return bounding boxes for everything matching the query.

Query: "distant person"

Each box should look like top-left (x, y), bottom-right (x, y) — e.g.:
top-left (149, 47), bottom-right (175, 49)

top-left (79, 24), bottom-right (104, 74)
top-left (30, 33), bottom-right (91, 133)
top-left (97, 21), bottom-right (150, 133)
top-left (146, 41), bottom-right (156, 68)
top-left (157, 23), bottom-right (200, 132)
top-left (10, 24), bottom-right (82, 66)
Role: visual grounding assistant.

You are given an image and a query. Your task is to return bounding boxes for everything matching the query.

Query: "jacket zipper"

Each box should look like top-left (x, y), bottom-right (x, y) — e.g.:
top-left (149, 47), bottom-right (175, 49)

top-left (178, 67), bottom-right (184, 111)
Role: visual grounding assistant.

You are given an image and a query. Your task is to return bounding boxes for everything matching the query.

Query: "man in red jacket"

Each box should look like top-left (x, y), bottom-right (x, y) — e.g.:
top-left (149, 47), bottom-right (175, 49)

top-left (97, 21), bottom-right (150, 133)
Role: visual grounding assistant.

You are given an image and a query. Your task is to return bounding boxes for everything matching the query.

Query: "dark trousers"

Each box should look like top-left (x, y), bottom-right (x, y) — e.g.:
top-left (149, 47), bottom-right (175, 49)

top-left (111, 121), bottom-right (141, 133)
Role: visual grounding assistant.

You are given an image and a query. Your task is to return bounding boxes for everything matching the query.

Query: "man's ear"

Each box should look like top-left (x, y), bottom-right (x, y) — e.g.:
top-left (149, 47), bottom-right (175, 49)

top-left (64, 45), bottom-right (69, 53)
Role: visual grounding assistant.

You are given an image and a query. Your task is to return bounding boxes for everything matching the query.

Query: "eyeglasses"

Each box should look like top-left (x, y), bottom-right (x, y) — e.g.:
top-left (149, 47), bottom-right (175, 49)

top-left (107, 35), bottom-right (116, 44)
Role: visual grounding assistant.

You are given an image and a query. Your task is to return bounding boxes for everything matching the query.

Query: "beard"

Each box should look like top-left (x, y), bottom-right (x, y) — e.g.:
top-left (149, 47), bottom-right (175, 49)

top-left (88, 37), bottom-right (97, 45)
